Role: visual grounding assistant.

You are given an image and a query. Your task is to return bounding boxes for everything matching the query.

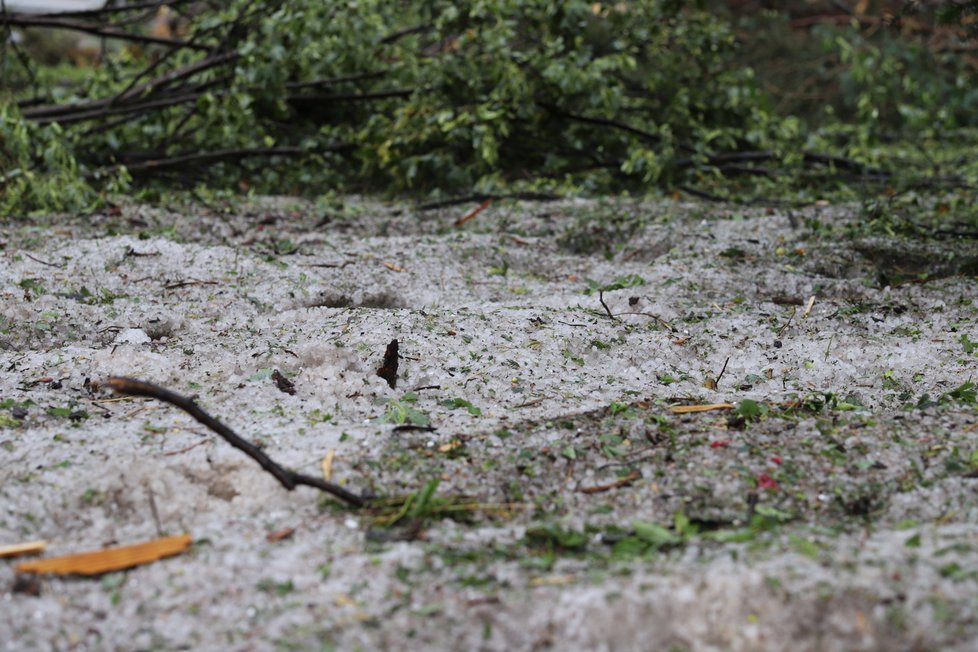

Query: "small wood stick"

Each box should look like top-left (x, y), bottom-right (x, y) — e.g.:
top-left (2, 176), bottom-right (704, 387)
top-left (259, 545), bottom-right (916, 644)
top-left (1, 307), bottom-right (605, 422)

top-left (777, 306), bottom-right (796, 336)
top-left (455, 197), bottom-right (493, 226)
top-left (16, 535), bottom-right (191, 576)
top-left (577, 470), bottom-right (641, 494)
top-left (102, 377), bottom-right (365, 507)
top-left (669, 403), bottom-right (735, 414)
top-left (321, 449), bottom-right (336, 482)
top-left (802, 295), bottom-right (816, 319)
top-left (0, 540), bottom-right (47, 559)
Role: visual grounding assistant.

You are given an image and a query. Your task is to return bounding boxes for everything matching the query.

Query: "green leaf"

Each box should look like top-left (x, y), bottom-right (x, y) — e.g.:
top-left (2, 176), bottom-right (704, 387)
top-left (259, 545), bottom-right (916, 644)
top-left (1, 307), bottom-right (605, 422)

top-left (382, 399), bottom-right (430, 426)
top-left (408, 479), bottom-right (441, 519)
top-left (584, 274), bottom-right (646, 295)
top-left (441, 398), bottom-right (482, 416)
top-left (632, 520), bottom-right (680, 548)
top-left (941, 382), bottom-right (977, 406)
top-left (736, 399), bottom-right (769, 420)
top-left (789, 535), bottom-right (821, 559)
top-left (673, 511), bottom-right (698, 538)
top-left (525, 524), bottom-right (588, 551)
top-left (961, 334), bottom-right (978, 354)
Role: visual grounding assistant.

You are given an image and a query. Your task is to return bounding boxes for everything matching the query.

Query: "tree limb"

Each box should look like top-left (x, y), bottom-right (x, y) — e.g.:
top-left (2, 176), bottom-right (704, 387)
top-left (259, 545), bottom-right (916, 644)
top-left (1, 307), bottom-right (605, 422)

top-left (90, 143), bottom-right (351, 177)
top-left (1, 13), bottom-right (211, 51)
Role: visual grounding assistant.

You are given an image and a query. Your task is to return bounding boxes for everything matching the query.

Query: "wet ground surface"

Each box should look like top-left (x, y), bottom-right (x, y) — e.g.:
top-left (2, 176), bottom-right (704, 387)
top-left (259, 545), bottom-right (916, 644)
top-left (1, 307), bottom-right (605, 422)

top-left (1, 196), bottom-right (977, 651)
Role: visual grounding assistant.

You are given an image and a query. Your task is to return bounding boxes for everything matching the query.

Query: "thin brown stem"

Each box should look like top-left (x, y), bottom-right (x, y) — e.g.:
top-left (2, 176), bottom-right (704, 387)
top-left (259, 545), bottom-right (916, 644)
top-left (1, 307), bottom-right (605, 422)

top-left (102, 377), bottom-right (365, 507)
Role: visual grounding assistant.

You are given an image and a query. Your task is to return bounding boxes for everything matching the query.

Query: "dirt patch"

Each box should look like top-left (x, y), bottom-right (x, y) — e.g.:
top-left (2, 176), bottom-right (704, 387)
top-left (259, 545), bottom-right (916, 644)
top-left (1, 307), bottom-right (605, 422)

top-left (1, 196), bottom-right (976, 650)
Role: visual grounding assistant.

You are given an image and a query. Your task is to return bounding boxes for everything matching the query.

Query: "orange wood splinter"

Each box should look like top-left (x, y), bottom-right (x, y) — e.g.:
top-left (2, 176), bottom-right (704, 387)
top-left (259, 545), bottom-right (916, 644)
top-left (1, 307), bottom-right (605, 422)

top-left (15, 534), bottom-right (192, 576)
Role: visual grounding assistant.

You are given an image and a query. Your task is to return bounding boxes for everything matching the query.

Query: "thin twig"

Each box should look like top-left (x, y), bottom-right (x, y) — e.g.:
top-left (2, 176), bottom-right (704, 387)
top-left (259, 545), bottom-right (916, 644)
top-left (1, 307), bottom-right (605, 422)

top-left (777, 306), bottom-right (796, 336)
top-left (102, 377), bottom-right (365, 506)
top-left (512, 396), bottom-right (546, 408)
top-left (715, 356), bottom-right (730, 389)
top-left (577, 470), bottom-right (641, 494)
top-left (285, 71), bottom-right (386, 90)
top-left (287, 88), bottom-right (414, 103)
top-left (544, 104), bottom-right (662, 145)
top-left (22, 252), bottom-right (64, 268)
top-left (611, 311), bottom-right (675, 331)
top-left (379, 22), bottom-right (433, 44)
top-left (417, 192), bottom-right (561, 211)
top-left (598, 290), bottom-right (617, 321)
top-left (455, 198), bottom-right (492, 226)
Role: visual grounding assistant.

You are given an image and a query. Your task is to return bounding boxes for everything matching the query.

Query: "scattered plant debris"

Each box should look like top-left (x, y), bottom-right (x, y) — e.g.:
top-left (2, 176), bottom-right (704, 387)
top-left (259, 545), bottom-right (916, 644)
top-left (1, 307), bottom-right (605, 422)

top-left (377, 339), bottom-right (399, 389)
top-left (271, 369), bottom-right (296, 395)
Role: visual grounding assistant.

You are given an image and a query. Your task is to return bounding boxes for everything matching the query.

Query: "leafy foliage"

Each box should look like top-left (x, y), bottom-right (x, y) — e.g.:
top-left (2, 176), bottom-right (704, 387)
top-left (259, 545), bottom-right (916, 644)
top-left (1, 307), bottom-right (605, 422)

top-left (1, 0), bottom-right (977, 216)
top-left (1, 0), bottom-right (785, 210)
top-left (0, 105), bottom-right (121, 214)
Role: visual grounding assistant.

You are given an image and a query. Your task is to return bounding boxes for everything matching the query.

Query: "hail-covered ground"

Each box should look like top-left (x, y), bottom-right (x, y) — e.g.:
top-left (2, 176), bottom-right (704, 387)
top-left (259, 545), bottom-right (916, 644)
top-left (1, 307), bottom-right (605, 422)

top-left (1, 196), bottom-right (977, 651)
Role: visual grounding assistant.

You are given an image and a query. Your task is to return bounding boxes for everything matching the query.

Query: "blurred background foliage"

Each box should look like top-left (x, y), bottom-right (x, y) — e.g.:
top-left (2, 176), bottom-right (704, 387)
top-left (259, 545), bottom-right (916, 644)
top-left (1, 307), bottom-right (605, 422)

top-left (1, 0), bottom-right (977, 233)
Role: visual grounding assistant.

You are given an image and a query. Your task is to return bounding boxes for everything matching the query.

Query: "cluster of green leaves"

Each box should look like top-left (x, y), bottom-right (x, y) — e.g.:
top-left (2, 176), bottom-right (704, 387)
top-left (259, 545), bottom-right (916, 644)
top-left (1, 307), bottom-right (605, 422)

top-left (381, 393), bottom-right (430, 426)
top-left (0, 104), bottom-right (122, 214)
top-left (4, 1), bottom-right (978, 217)
top-left (852, 186), bottom-right (978, 241)
top-left (583, 273), bottom-right (646, 295)
top-left (717, 6), bottom-right (978, 219)
top-left (524, 505), bottom-right (799, 565)
top-left (911, 381), bottom-right (978, 411)
top-left (1, 0), bottom-right (783, 212)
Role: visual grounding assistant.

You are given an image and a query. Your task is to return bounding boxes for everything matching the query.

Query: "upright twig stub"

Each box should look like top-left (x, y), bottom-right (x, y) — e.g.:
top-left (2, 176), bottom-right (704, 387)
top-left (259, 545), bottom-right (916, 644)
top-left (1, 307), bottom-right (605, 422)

top-left (599, 290), bottom-right (617, 321)
top-left (715, 356), bottom-right (731, 389)
top-left (377, 339), bottom-right (399, 389)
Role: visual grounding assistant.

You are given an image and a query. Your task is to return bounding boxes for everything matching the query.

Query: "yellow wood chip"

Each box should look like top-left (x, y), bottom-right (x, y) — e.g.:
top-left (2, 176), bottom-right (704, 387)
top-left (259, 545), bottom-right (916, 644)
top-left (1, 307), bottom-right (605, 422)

top-left (438, 440), bottom-right (462, 453)
top-left (0, 540), bottom-right (47, 559)
top-left (669, 403), bottom-right (736, 414)
top-left (529, 574), bottom-right (576, 587)
top-left (802, 295), bottom-right (816, 319)
top-left (321, 449), bottom-right (336, 482)
top-left (15, 534), bottom-right (192, 576)
top-left (334, 593), bottom-right (358, 607)
top-left (382, 262), bottom-right (405, 272)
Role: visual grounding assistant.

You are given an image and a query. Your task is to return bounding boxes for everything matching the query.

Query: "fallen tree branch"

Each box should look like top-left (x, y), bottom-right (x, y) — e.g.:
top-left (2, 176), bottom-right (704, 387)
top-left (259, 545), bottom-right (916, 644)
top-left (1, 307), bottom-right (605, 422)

top-left (32, 83), bottom-right (221, 126)
top-left (1, 13), bottom-right (211, 51)
top-left (417, 191), bottom-right (561, 210)
top-left (85, 143), bottom-right (352, 179)
top-left (288, 88), bottom-right (414, 103)
top-left (542, 103), bottom-right (663, 145)
top-left (102, 377), bottom-right (366, 507)
top-left (21, 51), bottom-right (239, 119)
top-left (379, 22), bottom-right (433, 44)
top-left (285, 71), bottom-right (387, 90)
top-left (25, 0), bottom-right (197, 19)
